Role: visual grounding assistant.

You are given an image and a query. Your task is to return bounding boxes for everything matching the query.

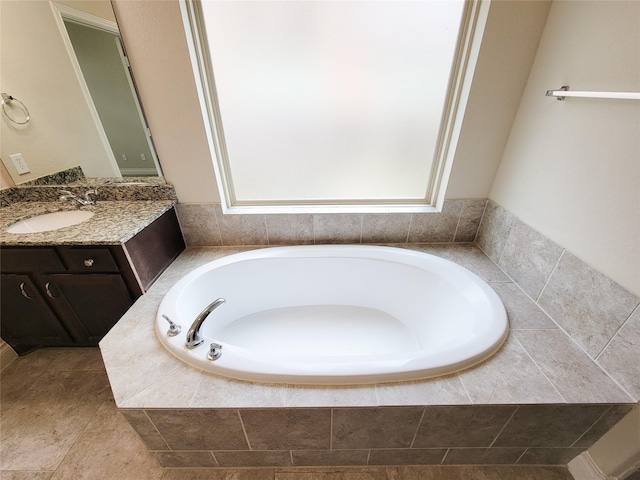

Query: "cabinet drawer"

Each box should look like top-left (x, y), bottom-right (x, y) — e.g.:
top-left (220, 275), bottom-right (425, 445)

top-left (57, 248), bottom-right (119, 273)
top-left (0, 248), bottom-right (65, 273)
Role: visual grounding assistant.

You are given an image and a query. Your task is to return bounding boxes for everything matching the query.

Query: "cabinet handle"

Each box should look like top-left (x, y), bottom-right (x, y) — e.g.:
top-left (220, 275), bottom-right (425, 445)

top-left (45, 282), bottom-right (57, 299)
top-left (84, 259), bottom-right (94, 267)
top-left (19, 282), bottom-right (33, 299)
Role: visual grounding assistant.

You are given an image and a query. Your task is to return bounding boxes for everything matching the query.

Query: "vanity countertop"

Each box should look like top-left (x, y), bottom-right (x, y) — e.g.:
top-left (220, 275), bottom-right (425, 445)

top-left (0, 200), bottom-right (176, 246)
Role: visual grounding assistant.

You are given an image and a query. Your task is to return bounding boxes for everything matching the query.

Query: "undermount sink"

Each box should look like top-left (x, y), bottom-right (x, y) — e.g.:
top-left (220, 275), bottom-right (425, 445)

top-left (5, 210), bottom-right (95, 234)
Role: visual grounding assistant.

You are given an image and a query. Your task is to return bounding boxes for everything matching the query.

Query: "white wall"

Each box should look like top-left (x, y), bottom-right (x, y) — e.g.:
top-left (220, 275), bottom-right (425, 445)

top-left (111, 0), bottom-right (549, 205)
top-left (111, 0), bottom-right (220, 203)
top-left (490, 1), bottom-right (640, 296)
top-left (446, 0), bottom-right (550, 199)
top-left (0, 0), bottom-right (117, 182)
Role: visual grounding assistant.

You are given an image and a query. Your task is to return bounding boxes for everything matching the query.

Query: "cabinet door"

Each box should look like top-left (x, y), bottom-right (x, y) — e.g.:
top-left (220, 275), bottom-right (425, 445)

top-left (0, 274), bottom-right (73, 348)
top-left (42, 274), bottom-right (135, 344)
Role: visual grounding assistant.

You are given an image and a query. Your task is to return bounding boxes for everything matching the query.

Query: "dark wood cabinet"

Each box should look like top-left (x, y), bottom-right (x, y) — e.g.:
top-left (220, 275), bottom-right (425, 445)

top-left (0, 274), bottom-right (74, 347)
top-left (0, 207), bottom-right (184, 353)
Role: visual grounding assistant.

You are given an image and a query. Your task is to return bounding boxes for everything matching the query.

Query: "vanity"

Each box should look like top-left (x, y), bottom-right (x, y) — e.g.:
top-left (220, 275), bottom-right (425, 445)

top-left (0, 189), bottom-right (185, 354)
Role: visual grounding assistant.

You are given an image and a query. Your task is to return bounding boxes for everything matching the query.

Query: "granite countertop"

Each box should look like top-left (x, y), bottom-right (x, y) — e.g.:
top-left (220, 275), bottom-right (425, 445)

top-left (99, 244), bottom-right (637, 410)
top-left (0, 200), bottom-right (175, 246)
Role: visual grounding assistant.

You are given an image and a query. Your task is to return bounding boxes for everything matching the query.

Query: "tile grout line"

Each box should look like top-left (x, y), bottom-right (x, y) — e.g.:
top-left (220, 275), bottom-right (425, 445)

top-left (329, 408), bottom-right (334, 451)
top-left (264, 215), bottom-right (270, 245)
top-left (513, 336), bottom-right (568, 404)
top-left (237, 409), bottom-right (253, 451)
top-left (408, 406), bottom-right (427, 449)
top-left (118, 361), bottom-right (185, 408)
top-left (440, 447), bottom-right (451, 465)
top-left (514, 447), bottom-right (529, 464)
top-left (187, 368), bottom-right (207, 408)
top-left (211, 204), bottom-right (224, 246)
top-left (488, 405), bottom-right (520, 449)
top-left (405, 214), bottom-right (413, 244)
top-left (536, 248), bottom-right (566, 304)
top-left (495, 215), bottom-right (517, 269)
top-left (52, 396), bottom-right (110, 474)
top-left (451, 200), bottom-right (463, 242)
top-left (569, 406), bottom-right (612, 448)
top-left (456, 373), bottom-right (474, 405)
top-left (595, 301), bottom-right (640, 362)
top-left (472, 199), bottom-right (490, 244)
top-left (143, 409), bottom-right (172, 451)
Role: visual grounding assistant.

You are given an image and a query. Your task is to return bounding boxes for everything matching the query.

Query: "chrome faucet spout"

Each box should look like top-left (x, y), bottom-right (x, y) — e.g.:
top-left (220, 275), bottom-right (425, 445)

top-left (59, 189), bottom-right (98, 206)
top-left (185, 298), bottom-right (226, 349)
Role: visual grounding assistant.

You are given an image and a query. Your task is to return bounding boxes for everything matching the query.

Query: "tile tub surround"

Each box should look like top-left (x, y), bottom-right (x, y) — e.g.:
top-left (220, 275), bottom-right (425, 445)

top-left (175, 199), bottom-right (487, 247)
top-left (476, 200), bottom-right (640, 393)
top-left (121, 404), bottom-right (632, 468)
top-left (99, 244), bottom-right (637, 468)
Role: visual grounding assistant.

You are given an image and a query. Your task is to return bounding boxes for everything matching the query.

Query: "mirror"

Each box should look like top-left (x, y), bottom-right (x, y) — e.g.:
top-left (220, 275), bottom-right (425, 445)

top-left (0, 0), bottom-right (162, 185)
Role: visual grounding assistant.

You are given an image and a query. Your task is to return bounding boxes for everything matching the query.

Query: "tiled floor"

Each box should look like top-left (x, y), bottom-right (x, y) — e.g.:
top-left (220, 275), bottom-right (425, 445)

top-left (0, 348), bottom-right (577, 479)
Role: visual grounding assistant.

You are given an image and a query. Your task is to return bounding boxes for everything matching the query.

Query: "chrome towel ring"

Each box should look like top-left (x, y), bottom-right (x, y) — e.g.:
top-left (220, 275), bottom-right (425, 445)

top-left (1, 93), bottom-right (30, 125)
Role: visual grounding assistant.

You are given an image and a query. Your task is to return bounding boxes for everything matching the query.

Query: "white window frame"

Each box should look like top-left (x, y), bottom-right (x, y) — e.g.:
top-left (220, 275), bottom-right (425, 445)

top-left (180, 0), bottom-right (490, 214)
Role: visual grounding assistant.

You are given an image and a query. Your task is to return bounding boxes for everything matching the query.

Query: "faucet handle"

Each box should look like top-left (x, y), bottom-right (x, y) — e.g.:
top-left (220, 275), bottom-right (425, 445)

top-left (59, 190), bottom-right (75, 202)
top-left (162, 314), bottom-right (182, 337)
top-left (84, 189), bottom-right (98, 202)
top-left (207, 343), bottom-right (223, 361)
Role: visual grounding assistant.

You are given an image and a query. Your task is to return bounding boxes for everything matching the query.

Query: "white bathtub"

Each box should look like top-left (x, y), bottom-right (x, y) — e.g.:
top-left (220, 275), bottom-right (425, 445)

top-left (156, 245), bottom-right (508, 385)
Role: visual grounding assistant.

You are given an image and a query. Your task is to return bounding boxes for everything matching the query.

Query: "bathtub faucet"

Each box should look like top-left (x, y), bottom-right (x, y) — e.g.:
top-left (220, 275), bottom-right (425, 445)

top-left (185, 298), bottom-right (226, 349)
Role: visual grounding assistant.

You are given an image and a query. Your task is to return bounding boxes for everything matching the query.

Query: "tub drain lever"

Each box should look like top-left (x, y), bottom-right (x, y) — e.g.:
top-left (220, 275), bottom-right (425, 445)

top-left (162, 314), bottom-right (182, 337)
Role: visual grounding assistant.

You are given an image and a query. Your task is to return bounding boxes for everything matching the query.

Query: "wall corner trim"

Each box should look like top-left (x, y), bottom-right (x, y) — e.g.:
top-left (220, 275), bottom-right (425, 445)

top-left (568, 452), bottom-right (617, 480)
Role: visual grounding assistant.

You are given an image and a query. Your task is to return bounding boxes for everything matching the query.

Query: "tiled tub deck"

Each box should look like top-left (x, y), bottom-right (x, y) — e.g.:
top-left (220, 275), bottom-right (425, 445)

top-left (100, 244), bottom-right (638, 468)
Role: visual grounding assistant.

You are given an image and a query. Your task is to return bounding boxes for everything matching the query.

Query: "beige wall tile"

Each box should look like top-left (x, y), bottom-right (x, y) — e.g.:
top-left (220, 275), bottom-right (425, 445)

top-left (597, 307), bottom-right (640, 399)
top-left (492, 405), bottom-right (609, 448)
top-left (514, 330), bottom-right (634, 403)
top-left (476, 200), bottom-right (516, 263)
top-left (454, 199), bottom-right (487, 242)
top-left (374, 375), bottom-right (470, 406)
top-left (413, 406), bottom-right (515, 448)
top-left (314, 214), bottom-right (362, 244)
top-left (332, 407), bottom-right (424, 449)
top-left (266, 214), bottom-right (314, 245)
top-left (408, 201), bottom-right (462, 243)
top-left (457, 336), bottom-right (564, 404)
top-left (498, 220), bottom-right (564, 300)
top-left (538, 252), bottom-right (640, 359)
top-left (145, 409), bottom-right (248, 450)
top-left (176, 204), bottom-right (222, 246)
top-left (240, 409), bottom-right (331, 450)
top-left (361, 214), bottom-right (411, 244)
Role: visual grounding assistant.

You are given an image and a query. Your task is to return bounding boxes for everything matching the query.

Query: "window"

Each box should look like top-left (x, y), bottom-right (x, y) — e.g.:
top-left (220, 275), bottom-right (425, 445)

top-left (181, 0), bottom-right (488, 213)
